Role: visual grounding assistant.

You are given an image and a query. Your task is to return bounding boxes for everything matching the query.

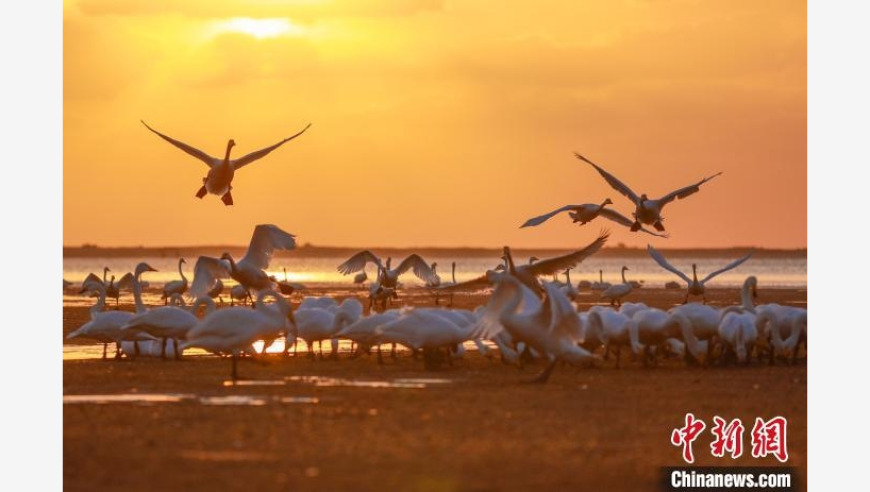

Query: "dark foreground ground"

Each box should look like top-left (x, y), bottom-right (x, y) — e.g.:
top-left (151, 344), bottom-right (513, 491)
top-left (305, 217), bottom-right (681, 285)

top-left (64, 287), bottom-right (807, 492)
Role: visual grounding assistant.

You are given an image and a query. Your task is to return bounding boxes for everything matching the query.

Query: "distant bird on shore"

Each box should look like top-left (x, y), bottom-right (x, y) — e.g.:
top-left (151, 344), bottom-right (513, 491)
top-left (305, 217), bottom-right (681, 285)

top-left (575, 153), bottom-right (722, 232)
top-left (600, 266), bottom-right (633, 306)
top-left (522, 198), bottom-right (668, 237)
top-left (141, 120), bottom-right (311, 206)
top-left (188, 224), bottom-right (297, 299)
top-left (647, 245), bottom-right (752, 304)
top-left (590, 270), bottom-right (611, 291)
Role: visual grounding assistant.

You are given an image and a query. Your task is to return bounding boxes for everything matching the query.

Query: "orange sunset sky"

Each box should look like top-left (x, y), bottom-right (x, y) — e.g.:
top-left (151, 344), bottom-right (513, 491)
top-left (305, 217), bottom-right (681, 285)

top-left (63, 0), bottom-right (806, 249)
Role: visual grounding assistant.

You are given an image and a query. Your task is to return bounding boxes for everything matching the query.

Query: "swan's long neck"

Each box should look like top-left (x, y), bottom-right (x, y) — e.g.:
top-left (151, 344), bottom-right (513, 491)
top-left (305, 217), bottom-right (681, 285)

top-left (599, 270), bottom-right (603, 283)
top-left (675, 313), bottom-right (704, 360)
top-left (223, 141), bottom-right (234, 162)
top-left (498, 280), bottom-right (526, 325)
top-left (283, 267), bottom-right (288, 282)
top-left (741, 279), bottom-right (756, 311)
top-left (132, 271), bottom-right (147, 313)
top-left (691, 264), bottom-right (698, 285)
top-left (597, 200), bottom-right (609, 212)
top-left (504, 247), bottom-right (517, 274)
top-left (451, 262), bottom-right (456, 284)
top-left (178, 259), bottom-right (187, 284)
top-left (621, 268), bottom-right (627, 284)
top-left (89, 286), bottom-right (107, 319)
top-left (103, 267), bottom-right (109, 284)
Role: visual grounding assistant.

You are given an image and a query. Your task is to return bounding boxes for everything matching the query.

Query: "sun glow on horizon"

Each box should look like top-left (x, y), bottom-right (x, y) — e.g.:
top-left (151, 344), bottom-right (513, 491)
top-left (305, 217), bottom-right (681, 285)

top-left (213, 17), bottom-right (306, 39)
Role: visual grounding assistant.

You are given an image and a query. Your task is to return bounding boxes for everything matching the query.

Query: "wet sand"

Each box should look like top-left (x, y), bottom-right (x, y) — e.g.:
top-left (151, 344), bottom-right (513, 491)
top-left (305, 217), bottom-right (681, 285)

top-left (64, 286), bottom-right (807, 492)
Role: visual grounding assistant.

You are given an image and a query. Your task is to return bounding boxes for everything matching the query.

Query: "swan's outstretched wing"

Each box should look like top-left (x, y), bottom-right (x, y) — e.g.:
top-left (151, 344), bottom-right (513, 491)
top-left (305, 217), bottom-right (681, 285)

top-left (574, 153), bottom-right (640, 204)
top-left (470, 278), bottom-right (518, 340)
top-left (189, 256), bottom-right (231, 299)
top-left (521, 205), bottom-right (586, 228)
top-left (700, 253), bottom-right (752, 284)
top-left (141, 120), bottom-right (216, 168)
top-left (646, 245), bottom-right (691, 284)
top-left (116, 272), bottom-right (135, 290)
top-left (598, 208), bottom-right (669, 238)
top-left (436, 274), bottom-right (491, 293)
top-left (239, 224), bottom-right (297, 271)
top-left (337, 250), bottom-right (383, 275)
top-left (657, 172), bottom-right (723, 206)
top-left (83, 273), bottom-right (103, 287)
top-left (394, 254), bottom-right (437, 283)
top-left (524, 230), bottom-right (610, 277)
top-left (232, 123), bottom-right (311, 171)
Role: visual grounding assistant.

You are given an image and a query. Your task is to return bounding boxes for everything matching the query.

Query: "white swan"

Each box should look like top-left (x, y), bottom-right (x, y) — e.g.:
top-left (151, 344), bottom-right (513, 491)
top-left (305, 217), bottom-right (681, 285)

top-left (476, 275), bottom-right (594, 383)
top-left (141, 120), bottom-right (310, 205)
top-left (180, 290), bottom-right (296, 380)
top-left (188, 224), bottom-right (297, 298)
top-left (337, 251), bottom-right (437, 289)
top-left (207, 278), bottom-right (224, 305)
top-left (66, 281), bottom-right (136, 359)
top-left (717, 308), bottom-right (758, 364)
top-left (586, 307), bottom-right (633, 367)
top-left (575, 153), bottom-right (722, 232)
top-left (522, 198), bottom-right (669, 237)
top-left (628, 309), bottom-right (705, 366)
top-left (374, 308), bottom-right (484, 369)
top-left (756, 309), bottom-right (804, 361)
top-left (600, 266), bottom-right (633, 306)
top-left (647, 245), bottom-right (752, 303)
top-left (120, 296), bottom-right (215, 360)
top-left (161, 257), bottom-right (189, 304)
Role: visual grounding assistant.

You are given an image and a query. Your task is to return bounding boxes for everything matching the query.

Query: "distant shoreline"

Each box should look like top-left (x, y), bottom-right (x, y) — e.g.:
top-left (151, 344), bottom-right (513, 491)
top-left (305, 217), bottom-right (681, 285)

top-left (63, 244), bottom-right (807, 259)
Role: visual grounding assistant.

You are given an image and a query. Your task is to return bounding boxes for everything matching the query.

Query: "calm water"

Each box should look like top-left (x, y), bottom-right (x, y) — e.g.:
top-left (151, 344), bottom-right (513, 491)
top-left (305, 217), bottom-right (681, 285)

top-left (63, 254), bottom-right (806, 290)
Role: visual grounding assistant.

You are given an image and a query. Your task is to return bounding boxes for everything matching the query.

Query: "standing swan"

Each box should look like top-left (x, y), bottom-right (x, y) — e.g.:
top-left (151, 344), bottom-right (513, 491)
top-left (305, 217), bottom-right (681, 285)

top-left (600, 266), bottom-right (633, 306)
top-left (180, 290), bottom-right (296, 380)
top-left (647, 245), bottom-right (752, 303)
top-left (162, 258), bottom-right (188, 305)
top-left (575, 153), bottom-right (722, 231)
top-left (141, 120), bottom-right (311, 205)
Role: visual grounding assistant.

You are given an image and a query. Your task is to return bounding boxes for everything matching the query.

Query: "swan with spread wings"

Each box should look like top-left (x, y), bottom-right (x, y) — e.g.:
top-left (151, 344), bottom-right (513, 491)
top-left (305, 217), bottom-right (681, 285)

top-left (575, 153), bottom-right (722, 232)
top-left (438, 230), bottom-right (610, 295)
top-left (647, 245), bottom-right (752, 304)
top-left (522, 198), bottom-right (668, 237)
top-left (188, 224), bottom-right (297, 300)
top-left (337, 251), bottom-right (437, 289)
top-left (141, 120), bottom-right (310, 205)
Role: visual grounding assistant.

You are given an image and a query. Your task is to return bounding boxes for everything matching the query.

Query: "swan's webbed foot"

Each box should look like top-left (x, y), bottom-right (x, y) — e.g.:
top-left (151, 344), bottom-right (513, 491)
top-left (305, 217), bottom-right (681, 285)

top-left (527, 359), bottom-right (558, 384)
top-left (653, 220), bottom-right (666, 232)
top-left (221, 191), bottom-right (234, 206)
top-left (630, 221), bottom-right (642, 232)
top-left (195, 186), bottom-right (208, 198)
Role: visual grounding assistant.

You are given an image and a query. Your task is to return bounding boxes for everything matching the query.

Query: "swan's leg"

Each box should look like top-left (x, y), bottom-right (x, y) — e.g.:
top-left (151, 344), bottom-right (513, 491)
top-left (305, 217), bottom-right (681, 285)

top-left (318, 340), bottom-right (324, 359)
top-left (221, 191), bottom-right (234, 206)
top-left (114, 342), bottom-right (122, 359)
top-left (390, 343), bottom-right (398, 359)
top-left (529, 359), bottom-right (558, 384)
top-left (377, 345), bottom-right (384, 365)
top-left (134, 341), bottom-right (140, 358)
top-left (653, 220), bottom-right (666, 231)
top-left (174, 339), bottom-right (182, 361)
top-left (195, 185), bottom-right (208, 198)
top-left (161, 337), bottom-right (167, 361)
top-left (102, 343), bottom-right (108, 360)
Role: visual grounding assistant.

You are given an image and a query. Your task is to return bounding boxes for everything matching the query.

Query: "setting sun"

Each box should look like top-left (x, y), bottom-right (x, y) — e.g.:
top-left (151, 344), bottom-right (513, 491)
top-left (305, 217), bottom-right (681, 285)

top-left (212, 17), bottom-right (305, 39)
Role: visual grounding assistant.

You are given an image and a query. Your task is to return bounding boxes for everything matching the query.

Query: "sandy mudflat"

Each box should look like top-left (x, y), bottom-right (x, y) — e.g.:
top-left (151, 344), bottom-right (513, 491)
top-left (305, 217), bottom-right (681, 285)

top-left (64, 286), bottom-right (807, 492)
